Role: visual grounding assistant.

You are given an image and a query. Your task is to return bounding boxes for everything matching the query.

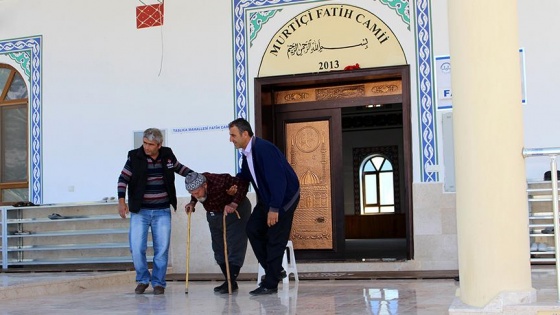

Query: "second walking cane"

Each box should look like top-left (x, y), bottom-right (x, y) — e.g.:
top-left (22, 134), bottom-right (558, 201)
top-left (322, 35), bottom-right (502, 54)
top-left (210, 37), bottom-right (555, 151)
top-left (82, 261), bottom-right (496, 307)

top-left (223, 211), bottom-right (232, 294)
top-left (222, 210), bottom-right (241, 295)
top-left (185, 211), bottom-right (192, 294)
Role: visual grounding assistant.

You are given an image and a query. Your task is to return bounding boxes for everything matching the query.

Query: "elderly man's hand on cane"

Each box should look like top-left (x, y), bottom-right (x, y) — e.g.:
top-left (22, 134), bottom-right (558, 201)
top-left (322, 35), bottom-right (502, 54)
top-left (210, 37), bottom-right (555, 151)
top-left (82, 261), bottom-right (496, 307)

top-left (185, 202), bottom-right (196, 214)
top-left (224, 202), bottom-right (238, 215)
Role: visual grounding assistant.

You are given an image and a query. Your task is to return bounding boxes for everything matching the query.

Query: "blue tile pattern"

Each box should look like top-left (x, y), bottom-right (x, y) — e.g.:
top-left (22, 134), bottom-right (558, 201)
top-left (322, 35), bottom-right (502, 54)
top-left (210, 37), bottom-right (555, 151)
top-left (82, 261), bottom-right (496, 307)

top-left (414, 0), bottom-right (437, 182)
top-left (0, 36), bottom-right (42, 203)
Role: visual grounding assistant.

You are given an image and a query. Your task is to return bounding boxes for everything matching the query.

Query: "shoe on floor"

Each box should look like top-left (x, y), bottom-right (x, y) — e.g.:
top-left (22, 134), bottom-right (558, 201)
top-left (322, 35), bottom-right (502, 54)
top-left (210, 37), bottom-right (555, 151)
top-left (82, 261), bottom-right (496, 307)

top-left (153, 286), bottom-right (165, 295)
top-left (280, 269), bottom-right (287, 280)
top-left (249, 286), bottom-right (278, 296)
top-left (530, 242), bottom-right (538, 251)
top-left (542, 227), bottom-right (555, 234)
top-left (135, 283), bottom-right (149, 294)
top-left (259, 269), bottom-right (288, 286)
top-left (218, 281), bottom-right (238, 294)
top-left (214, 281), bottom-right (227, 292)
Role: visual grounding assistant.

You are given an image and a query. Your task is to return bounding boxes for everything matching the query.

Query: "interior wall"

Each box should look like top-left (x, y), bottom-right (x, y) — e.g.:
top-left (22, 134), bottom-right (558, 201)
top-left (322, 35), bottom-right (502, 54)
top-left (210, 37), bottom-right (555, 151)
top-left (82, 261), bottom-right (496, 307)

top-left (342, 128), bottom-right (404, 215)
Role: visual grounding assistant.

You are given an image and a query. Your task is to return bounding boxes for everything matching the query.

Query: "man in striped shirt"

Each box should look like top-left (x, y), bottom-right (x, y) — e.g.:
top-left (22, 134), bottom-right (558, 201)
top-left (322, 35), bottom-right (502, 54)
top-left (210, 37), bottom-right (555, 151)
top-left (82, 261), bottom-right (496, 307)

top-left (117, 128), bottom-right (192, 295)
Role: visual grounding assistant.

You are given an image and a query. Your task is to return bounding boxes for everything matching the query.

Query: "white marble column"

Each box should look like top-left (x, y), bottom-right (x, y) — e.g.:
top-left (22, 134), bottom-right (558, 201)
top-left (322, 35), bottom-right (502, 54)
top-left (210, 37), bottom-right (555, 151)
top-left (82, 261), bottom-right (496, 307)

top-left (447, 0), bottom-right (534, 308)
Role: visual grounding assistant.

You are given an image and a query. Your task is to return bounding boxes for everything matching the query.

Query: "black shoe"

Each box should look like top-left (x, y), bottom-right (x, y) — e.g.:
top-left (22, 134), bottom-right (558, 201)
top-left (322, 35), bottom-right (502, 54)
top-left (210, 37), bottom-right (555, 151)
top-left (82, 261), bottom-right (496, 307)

top-left (135, 283), bottom-right (149, 294)
top-left (153, 286), bottom-right (165, 295)
top-left (214, 281), bottom-right (228, 292)
top-left (218, 281), bottom-right (238, 294)
top-left (259, 270), bottom-right (287, 286)
top-left (249, 286), bottom-right (278, 296)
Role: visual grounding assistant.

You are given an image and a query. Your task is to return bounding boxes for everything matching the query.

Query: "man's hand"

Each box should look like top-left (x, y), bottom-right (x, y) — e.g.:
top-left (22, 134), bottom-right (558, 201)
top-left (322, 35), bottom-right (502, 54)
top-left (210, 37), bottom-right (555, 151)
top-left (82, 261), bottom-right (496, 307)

top-left (185, 202), bottom-right (196, 214)
top-left (226, 185), bottom-right (238, 196)
top-left (118, 199), bottom-right (128, 219)
top-left (267, 211), bottom-right (279, 227)
top-left (224, 202), bottom-right (238, 214)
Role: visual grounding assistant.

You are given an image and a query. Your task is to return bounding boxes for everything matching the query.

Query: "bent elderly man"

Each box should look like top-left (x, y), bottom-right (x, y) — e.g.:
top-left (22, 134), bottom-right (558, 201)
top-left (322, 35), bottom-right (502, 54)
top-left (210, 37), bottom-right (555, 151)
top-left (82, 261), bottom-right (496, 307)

top-left (185, 171), bottom-right (251, 293)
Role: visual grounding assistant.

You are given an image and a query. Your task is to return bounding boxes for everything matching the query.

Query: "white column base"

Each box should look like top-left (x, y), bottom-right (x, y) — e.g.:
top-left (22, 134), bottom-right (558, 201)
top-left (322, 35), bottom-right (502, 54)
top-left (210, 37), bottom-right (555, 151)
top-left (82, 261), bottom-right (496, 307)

top-left (449, 289), bottom-right (538, 314)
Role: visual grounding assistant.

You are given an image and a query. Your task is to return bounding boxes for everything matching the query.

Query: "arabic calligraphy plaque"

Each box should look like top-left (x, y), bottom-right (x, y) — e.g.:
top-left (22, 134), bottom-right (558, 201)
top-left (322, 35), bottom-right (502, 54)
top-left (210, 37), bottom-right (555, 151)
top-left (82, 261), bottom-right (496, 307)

top-left (259, 4), bottom-right (407, 77)
top-left (287, 120), bottom-right (333, 249)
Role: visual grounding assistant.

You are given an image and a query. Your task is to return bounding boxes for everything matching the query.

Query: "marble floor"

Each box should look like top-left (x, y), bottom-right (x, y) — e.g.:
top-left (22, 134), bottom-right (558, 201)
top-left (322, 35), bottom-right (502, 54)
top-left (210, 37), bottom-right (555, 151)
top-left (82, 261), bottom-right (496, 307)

top-left (0, 267), bottom-right (558, 314)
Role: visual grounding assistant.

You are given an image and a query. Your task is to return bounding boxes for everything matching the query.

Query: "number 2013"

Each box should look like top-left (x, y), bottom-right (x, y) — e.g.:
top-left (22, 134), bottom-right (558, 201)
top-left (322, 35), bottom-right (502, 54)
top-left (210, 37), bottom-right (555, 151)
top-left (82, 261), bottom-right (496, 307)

top-left (319, 60), bottom-right (340, 70)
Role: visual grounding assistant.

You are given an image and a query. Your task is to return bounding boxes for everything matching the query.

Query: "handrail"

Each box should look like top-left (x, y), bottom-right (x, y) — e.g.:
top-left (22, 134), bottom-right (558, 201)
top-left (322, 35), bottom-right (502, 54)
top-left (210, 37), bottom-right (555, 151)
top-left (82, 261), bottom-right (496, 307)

top-left (1, 207), bottom-right (6, 269)
top-left (523, 147), bottom-right (560, 302)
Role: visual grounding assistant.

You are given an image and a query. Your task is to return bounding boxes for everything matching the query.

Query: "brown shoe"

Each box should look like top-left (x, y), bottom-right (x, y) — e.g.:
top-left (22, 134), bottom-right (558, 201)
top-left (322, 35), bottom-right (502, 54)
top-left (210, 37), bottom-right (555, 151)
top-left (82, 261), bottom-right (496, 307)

top-left (153, 286), bottom-right (165, 295)
top-left (135, 283), bottom-right (149, 294)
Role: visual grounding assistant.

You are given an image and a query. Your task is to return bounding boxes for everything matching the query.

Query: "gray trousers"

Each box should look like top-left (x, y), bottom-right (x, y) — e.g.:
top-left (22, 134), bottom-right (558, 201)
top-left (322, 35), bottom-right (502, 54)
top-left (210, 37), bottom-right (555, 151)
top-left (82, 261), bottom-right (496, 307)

top-left (206, 197), bottom-right (251, 267)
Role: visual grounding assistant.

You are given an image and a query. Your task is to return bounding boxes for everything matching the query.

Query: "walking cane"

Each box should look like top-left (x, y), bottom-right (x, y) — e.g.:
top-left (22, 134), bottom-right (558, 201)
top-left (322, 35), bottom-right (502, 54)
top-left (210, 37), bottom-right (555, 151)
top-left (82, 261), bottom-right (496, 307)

top-left (223, 210), bottom-right (241, 295)
top-left (223, 211), bottom-right (232, 294)
top-left (185, 211), bottom-right (192, 294)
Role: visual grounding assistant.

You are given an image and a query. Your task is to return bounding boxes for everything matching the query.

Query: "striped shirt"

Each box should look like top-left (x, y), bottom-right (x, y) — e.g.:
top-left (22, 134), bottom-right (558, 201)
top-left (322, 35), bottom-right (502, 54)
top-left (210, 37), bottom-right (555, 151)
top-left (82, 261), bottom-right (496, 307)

top-left (118, 155), bottom-right (191, 209)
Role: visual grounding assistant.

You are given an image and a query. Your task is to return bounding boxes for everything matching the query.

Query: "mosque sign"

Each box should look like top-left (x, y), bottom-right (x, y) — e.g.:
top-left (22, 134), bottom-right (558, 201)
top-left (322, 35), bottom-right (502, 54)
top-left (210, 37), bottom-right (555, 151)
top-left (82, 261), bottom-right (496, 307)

top-left (259, 4), bottom-right (407, 77)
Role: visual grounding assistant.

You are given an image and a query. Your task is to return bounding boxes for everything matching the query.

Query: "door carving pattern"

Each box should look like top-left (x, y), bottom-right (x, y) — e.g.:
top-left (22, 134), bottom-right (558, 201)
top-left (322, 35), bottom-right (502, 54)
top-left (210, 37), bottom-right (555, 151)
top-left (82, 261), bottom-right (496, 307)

top-left (286, 121), bottom-right (333, 249)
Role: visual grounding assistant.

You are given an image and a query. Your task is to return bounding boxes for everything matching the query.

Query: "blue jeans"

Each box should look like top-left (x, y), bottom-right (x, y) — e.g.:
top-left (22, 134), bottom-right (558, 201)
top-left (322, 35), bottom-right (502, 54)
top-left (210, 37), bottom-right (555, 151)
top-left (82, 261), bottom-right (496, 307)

top-left (130, 208), bottom-right (171, 288)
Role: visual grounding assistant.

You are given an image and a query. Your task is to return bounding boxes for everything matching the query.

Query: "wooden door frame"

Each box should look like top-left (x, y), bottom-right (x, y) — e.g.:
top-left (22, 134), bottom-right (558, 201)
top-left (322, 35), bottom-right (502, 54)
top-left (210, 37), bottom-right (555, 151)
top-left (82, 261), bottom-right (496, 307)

top-left (254, 65), bottom-right (414, 260)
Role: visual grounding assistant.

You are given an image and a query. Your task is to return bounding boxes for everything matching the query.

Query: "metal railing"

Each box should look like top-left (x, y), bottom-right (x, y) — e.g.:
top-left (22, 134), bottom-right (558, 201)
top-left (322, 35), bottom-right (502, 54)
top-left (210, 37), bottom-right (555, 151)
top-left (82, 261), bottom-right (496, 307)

top-left (522, 147), bottom-right (560, 301)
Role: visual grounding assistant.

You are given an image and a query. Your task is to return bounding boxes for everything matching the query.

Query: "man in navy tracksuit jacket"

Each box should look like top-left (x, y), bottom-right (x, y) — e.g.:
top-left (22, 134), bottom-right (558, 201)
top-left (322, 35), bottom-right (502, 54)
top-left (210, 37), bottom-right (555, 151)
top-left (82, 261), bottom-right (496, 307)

top-left (228, 118), bottom-right (300, 296)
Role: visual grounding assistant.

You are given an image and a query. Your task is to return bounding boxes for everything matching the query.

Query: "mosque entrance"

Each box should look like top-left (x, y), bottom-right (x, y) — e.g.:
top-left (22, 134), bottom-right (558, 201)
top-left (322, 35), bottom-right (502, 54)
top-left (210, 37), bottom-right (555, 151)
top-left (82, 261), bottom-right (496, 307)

top-left (254, 65), bottom-right (413, 261)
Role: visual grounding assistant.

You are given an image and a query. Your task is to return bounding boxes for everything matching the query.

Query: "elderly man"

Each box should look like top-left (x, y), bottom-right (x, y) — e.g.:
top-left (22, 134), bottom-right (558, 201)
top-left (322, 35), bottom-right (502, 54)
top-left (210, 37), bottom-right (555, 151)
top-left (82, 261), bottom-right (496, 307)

top-left (185, 171), bottom-right (251, 294)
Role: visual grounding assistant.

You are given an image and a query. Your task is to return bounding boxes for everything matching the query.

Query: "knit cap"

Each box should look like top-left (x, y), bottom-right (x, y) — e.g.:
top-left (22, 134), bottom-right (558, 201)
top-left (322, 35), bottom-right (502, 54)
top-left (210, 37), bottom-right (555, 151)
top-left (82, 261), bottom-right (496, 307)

top-left (185, 172), bottom-right (206, 192)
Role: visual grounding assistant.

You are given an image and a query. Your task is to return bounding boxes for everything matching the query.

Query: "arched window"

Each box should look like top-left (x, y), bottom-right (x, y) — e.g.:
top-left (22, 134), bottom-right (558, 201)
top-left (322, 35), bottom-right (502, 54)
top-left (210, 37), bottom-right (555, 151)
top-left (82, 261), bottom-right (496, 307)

top-left (359, 154), bottom-right (395, 214)
top-left (0, 64), bottom-right (28, 204)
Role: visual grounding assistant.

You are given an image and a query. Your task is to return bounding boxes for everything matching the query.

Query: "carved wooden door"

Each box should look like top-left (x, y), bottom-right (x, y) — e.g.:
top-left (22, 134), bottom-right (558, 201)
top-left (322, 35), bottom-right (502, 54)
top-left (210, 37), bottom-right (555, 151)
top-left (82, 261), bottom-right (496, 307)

top-left (275, 109), bottom-right (344, 257)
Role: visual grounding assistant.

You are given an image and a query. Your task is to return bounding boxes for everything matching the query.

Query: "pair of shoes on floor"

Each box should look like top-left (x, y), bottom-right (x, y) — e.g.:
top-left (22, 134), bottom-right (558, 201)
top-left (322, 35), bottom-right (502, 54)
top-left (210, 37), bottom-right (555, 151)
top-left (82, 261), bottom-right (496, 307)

top-left (48, 213), bottom-right (66, 220)
top-left (153, 286), bottom-right (165, 295)
top-left (13, 201), bottom-right (37, 207)
top-left (48, 213), bottom-right (87, 220)
top-left (250, 285), bottom-right (278, 296)
top-left (13, 230), bottom-right (31, 235)
top-left (135, 283), bottom-right (164, 295)
top-left (542, 227), bottom-right (555, 234)
top-left (541, 243), bottom-right (555, 252)
top-left (215, 281), bottom-right (238, 294)
top-left (530, 242), bottom-right (538, 251)
top-left (135, 283), bottom-right (149, 294)
top-left (531, 242), bottom-right (555, 252)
